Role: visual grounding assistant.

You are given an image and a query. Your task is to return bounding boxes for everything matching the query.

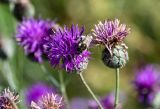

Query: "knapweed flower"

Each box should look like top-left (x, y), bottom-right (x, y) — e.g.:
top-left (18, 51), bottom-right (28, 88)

top-left (30, 93), bottom-right (63, 109)
top-left (92, 19), bottom-right (130, 68)
top-left (16, 18), bottom-right (56, 63)
top-left (88, 93), bottom-right (124, 109)
top-left (25, 83), bottom-right (56, 105)
top-left (44, 24), bottom-right (92, 73)
top-left (0, 88), bottom-right (20, 109)
top-left (133, 65), bottom-right (159, 105)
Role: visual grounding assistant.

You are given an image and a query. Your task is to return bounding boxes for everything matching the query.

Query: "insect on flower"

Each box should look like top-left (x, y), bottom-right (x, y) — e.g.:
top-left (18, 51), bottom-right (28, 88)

top-left (77, 35), bottom-right (93, 54)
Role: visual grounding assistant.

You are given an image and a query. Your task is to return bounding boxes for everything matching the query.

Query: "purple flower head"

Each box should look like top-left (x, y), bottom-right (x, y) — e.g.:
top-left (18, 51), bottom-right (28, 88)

top-left (88, 93), bottom-right (124, 109)
top-left (16, 18), bottom-right (55, 63)
top-left (92, 19), bottom-right (130, 50)
top-left (133, 65), bottom-right (159, 105)
top-left (25, 83), bottom-right (56, 105)
top-left (44, 24), bottom-right (91, 73)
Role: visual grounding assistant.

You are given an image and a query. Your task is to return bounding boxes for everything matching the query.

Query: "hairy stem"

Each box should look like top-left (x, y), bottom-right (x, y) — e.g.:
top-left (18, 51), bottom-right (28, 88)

top-left (79, 73), bottom-right (104, 109)
top-left (40, 65), bottom-right (59, 88)
top-left (114, 68), bottom-right (120, 109)
top-left (59, 71), bottom-right (70, 109)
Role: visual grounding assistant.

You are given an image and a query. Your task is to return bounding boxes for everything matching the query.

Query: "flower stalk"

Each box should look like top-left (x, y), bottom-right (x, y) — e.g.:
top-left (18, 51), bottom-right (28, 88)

top-left (59, 71), bottom-right (70, 109)
top-left (79, 73), bottom-right (104, 109)
top-left (114, 68), bottom-right (120, 109)
top-left (40, 65), bottom-right (60, 88)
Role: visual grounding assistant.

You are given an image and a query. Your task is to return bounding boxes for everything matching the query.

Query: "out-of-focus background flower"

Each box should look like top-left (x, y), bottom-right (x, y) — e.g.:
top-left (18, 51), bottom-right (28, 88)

top-left (0, 0), bottom-right (160, 109)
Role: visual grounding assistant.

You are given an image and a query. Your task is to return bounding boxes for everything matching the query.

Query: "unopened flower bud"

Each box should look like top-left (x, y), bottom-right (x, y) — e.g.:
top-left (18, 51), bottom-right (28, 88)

top-left (102, 43), bottom-right (128, 68)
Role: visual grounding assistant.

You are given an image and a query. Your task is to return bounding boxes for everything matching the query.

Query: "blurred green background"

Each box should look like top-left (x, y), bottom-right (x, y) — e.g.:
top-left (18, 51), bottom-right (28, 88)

top-left (0, 0), bottom-right (160, 108)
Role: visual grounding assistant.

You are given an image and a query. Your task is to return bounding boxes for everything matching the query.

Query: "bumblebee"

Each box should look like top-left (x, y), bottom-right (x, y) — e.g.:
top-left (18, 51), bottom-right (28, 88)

top-left (77, 35), bottom-right (93, 53)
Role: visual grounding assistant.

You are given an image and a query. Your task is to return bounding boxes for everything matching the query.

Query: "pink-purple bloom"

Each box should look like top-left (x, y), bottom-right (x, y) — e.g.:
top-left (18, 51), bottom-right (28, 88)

top-left (92, 19), bottom-right (130, 50)
top-left (25, 83), bottom-right (56, 105)
top-left (16, 18), bottom-right (55, 63)
top-left (133, 65), bottom-right (159, 105)
top-left (44, 24), bottom-right (91, 73)
top-left (30, 93), bottom-right (63, 109)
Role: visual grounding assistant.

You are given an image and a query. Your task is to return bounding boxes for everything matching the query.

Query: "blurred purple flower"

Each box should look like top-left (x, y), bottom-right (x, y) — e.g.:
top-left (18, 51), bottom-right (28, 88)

top-left (70, 98), bottom-right (89, 109)
top-left (44, 24), bottom-right (91, 73)
top-left (88, 93), bottom-right (124, 109)
top-left (92, 19), bottom-right (130, 50)
top-left (16, 18), bottom-right (55, 63)
top-left (25, 83), bottom-right (56, 105)
top-left (133, 65), bottom-right (159, 105)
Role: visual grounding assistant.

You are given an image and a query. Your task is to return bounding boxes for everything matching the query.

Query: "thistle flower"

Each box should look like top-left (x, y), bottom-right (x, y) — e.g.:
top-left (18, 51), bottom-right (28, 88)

top-left (44, 24), bottom-right (91, 73)
top-left (92, 19), bottom-right (130, 49)
top-left (0, 88), bottom-right (20, 109)
top-left (92, 19), bottom-right (130, 68)
top-left (133, 65), bottom-right (159, 105)
top-left (30, 93), bottom-right (63, 109)
top-left (25, 83), bottom-right (56, 105)
top-left (88, 93), bottom-right (124, 109)
top-left (16, 18), bottom-right (56, 63)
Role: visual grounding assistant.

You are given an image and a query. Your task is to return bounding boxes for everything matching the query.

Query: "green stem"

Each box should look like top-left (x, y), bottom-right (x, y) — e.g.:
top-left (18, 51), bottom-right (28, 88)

top-left (79, 73), bottom-right (104, 109)
top-left (59, 71), bottom-right (70, 109)
top-left (0, 61), bottom-right (17, 90)
top-left (114, 68), bottom-right (120, 109)
top-left (40, 65), bottom-right (59, 88)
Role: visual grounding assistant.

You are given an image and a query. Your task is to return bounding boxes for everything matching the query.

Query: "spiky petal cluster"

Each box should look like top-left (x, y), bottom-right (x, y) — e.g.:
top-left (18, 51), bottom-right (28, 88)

top-left (0, 88), bottom-right (20, 109)
top-left (133, 65), bottom-right (159, 105)
top-left (44, 25), bottom-right (91, 73)
top-left (30, 93), bottom-right (63, 109)
top-left (92, 19), bottom-right (130, 50)
top-left (16, 18), bottom-right (55, 63)
top-left (25, 83), bottom-right (56, 105)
